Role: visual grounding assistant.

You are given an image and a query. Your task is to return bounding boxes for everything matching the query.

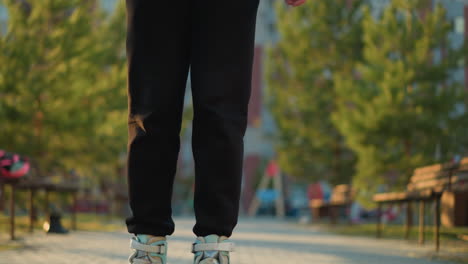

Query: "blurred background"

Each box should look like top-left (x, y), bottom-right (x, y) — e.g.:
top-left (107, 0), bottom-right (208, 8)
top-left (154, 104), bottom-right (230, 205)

top-left (0, 0), bottom-right (468, 255)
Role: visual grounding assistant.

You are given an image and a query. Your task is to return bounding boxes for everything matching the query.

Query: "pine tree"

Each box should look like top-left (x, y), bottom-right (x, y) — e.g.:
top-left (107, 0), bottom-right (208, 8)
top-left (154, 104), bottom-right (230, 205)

top-left (266, 0), bottom-right (363, 184)
top-left (332, 0), bottom-right (468, 205)
top-left (0, 0), bottom-right (128, 179)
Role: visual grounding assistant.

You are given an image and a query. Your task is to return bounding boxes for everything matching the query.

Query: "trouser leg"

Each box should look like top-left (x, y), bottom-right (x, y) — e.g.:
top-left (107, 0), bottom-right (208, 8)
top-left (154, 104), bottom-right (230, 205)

top-left (190, 0), bottom-right (260, 237)
top-left (125, 0), bottom-right (191, 236)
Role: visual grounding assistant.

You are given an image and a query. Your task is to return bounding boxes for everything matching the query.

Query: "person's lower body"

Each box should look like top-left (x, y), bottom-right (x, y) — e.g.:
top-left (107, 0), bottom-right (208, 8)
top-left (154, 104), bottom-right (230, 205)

top-left (125, 0), bottom-right (259, 263)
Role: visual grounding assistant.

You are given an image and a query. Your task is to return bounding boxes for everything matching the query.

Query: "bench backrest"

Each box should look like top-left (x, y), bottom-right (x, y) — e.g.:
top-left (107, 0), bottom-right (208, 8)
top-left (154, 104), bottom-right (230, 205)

top-left (452, 157), bottom-right (468, 191)
top-left (330, 184), bottom-right (354, 203)
top-left (407, 158), bottom-right (468, 192)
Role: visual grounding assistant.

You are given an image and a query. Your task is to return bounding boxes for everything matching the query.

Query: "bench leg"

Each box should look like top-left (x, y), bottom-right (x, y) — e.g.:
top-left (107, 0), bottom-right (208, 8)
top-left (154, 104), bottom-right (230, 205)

top-left (10, 184), bottom-right (15, 240)
top-left (418, 201), bottom-right (425, 245)
top-left (434, 197), bottom-right (441, 251)
top-left (29, 189), bottom-right (35, 233)
top-left (376, 203), bottom-right (383, 238)
top-left (404, 202), bottom-right (413, 240)
top-left (0, 182), bottom-right (5, 211)
top-left (347, 203), bottom-right (352, 225)
top-left (72, 192), bottom-right (77, 231)
top-left (313, 207), bottom-right (321, 222)
top-left (330, 206), bottom-right (338, 225)
top-left (45, 190), bottom-right (50, 221)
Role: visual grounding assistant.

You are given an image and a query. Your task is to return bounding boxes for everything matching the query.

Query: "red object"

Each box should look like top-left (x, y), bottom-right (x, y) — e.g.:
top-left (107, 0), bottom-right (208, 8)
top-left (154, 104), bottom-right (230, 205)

top-left (243, 155), bottom-right (261, 212)
top-left (0, 150), bottom-right (30, 179)
top-left (266, 160), bottom-right (279, 178)
top-left (307, 183), bottom-right (324, 200)
top-left (384, 206), bottom-right (398, 222)
top-left (0, 163), bottom-right (30, 179)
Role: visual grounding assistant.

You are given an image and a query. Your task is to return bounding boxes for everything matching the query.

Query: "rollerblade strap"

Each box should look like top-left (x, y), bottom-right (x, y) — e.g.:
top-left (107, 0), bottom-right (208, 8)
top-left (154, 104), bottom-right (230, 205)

top-left (130, 238), bottom-right (167, 254)
top-left (192, 242), bottom-right (235, 253)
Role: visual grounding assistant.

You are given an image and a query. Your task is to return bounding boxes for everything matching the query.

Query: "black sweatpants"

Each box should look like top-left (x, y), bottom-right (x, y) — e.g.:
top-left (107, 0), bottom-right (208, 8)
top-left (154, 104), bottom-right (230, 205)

top-left (125, 0), bottom-right (260, 237)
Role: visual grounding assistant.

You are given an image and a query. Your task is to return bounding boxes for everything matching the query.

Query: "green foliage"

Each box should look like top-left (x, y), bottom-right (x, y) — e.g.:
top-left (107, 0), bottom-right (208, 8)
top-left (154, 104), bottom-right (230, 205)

top-left (332, 0), bottom-right (468, 205)
top-left (266, 0), bottom-right (363, 184)
top-left (0, 0), bottom-right (128, 181)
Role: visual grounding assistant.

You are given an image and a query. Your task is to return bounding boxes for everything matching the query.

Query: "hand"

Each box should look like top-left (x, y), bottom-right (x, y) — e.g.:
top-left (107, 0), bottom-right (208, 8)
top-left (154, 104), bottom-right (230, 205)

top-left (285, 0), bottom-right (306, 7)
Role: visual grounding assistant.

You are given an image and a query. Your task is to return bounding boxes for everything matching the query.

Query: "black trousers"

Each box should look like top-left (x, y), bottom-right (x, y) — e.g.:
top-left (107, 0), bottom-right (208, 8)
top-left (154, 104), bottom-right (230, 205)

top-left (125, 0), bottom-right (260, 237)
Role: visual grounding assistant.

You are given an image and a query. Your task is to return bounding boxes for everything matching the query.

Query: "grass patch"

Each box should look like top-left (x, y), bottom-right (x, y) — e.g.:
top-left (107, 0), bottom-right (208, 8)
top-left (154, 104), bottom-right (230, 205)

top-left (0, 212), bottom-right (126, 233)
top-left (0, 213), bottom-right (126, 251)
top-left (60, 213), bottom-right (126, 232)
top-left (314, 222), bottom-right (468, 263)
top-left (323, 223), bottom-right (468, 242)
top-left (0, 243), bottom-right (22, 251)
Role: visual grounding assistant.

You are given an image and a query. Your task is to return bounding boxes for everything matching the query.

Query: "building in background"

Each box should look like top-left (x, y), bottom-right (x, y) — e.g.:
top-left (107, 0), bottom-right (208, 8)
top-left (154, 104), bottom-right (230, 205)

top-left (0, 3), bottom-right (8, 33)
top-left (99, 0), bottom-right (115, 12)
top-left (241, 0), bottom-right (279, 212)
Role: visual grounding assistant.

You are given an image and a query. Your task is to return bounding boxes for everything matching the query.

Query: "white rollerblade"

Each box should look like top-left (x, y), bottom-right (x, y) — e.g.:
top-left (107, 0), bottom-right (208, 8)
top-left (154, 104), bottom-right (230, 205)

top-left (129, 234), bottom-right (167, 264)
top-left (192, 234), bottom-right (235, 264)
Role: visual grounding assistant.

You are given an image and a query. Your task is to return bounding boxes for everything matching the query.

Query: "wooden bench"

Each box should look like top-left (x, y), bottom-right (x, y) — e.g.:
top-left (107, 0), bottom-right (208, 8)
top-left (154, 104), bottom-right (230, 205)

top-left (373, 158), bottom-right (468, 251)
top-left (0, 177), bottom-right (79, 240)
top-left (310, 184), bottom-right (354, 224)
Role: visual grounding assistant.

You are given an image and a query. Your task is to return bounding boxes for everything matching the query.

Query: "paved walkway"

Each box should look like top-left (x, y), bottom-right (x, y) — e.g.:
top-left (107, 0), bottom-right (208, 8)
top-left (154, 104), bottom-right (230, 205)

top-left (0, 218), bottom-right (454, 264)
